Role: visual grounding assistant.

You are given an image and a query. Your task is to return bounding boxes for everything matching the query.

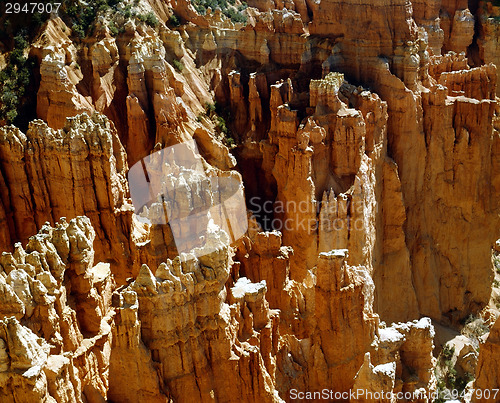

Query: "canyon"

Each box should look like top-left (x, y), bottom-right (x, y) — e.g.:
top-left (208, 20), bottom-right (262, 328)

top-left (0, 0), bottom-right (499, 401)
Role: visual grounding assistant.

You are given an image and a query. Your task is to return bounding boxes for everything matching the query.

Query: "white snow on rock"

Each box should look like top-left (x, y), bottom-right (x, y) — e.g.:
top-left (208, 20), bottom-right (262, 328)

top-left (231, 277), bottom-right (266, 299)
top-left (378, 327), bottom-right (404, 344)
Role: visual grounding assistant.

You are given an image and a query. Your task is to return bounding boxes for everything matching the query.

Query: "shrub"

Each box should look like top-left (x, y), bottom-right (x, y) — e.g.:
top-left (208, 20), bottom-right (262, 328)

top-left (173, 59), bottom-right (184, 72)
top-left (205, 102), bottom-right (216, 115)
top-left (169, 14), bottom-right (181, 27)
top-left (192, 0), bottom-right (248, 23)
top-left (0, 34), bottom-right (35, 127)
top-left (435, 344), bottom-right (473, 403)
top-left (461, 314), bottom-right (489, 352)
top-left (108, 21), bottom-right (119, 36)
top-left (10, 36), bottom-right (28, 65)
top-left (442, 345), bottom-right (454, 362)
top-left (58, 0), bottom-right (126, 39)
top-left (225, 135), bottom-right (235, 147)
top-left (137, 12), bottom-right (158, 26)
top-left (216, 116), bottom-right (228, 134)
top-left (494, 256), bottom-right (500, 274)
top-left (72, 24), bottom-right (85, 38)
top-left (200, 101), bottom-right (236, 146)
top-left (98, 3), bottom-right (110, 13)
top-left (463, 314), bottom-right (489, 338)
top-left (122, 4), bottom-right (133, 18)
top-left (226, 8), bottom-right (247, 23)
top-left (145, 12), bottom-right (159, 27)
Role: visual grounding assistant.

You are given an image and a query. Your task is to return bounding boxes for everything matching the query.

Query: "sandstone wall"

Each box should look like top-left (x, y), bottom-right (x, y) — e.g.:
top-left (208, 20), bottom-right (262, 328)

top-left (0, 114), bottom-right (134, 282)
top-left (0, 0), bottom-right (499, 400)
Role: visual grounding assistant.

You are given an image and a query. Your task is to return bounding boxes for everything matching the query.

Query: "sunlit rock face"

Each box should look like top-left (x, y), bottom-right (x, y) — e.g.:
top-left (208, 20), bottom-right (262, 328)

top-left (0, 0), bottom-right (499, 400)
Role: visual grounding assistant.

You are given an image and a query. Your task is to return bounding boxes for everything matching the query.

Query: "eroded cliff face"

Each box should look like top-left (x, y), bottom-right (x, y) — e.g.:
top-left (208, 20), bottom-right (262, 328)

top-left (0, 0), bottom-right (499, 401)
top-left (0, 216), bottom-right (114, 402)
top-left (0, 114), bottom-right (134, 282)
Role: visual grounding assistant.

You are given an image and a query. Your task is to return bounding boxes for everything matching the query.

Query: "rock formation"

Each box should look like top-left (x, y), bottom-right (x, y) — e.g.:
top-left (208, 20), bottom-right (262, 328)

top-left (0, 0), bottom-right (499, 401)
top-left (0, 217), bottom-right (115, 402)
top-left (0, 114), bottom-right (133, 282)
top-left (474, 317), bottom-right (500, 402)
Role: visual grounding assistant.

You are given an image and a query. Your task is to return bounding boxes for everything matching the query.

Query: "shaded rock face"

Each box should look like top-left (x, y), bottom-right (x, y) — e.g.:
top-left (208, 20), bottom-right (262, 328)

top-left (0, 0), bottom-right (499, 401)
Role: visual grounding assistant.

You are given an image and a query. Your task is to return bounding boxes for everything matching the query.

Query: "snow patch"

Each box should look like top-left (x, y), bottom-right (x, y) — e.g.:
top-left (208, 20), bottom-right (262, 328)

top-left (379, 327), bottom-right (404, 343)
top-left (231, 277), bottom-right (266, 299)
